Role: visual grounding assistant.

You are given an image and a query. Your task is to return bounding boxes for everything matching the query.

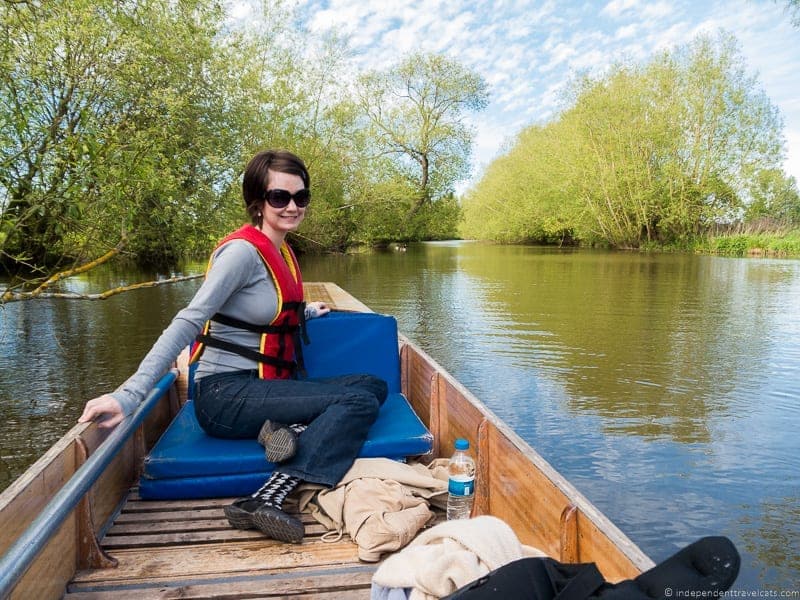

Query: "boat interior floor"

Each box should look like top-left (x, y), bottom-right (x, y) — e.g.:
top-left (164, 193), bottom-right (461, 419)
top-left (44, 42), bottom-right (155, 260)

top-left (66, 488), bottom-right (435, 599)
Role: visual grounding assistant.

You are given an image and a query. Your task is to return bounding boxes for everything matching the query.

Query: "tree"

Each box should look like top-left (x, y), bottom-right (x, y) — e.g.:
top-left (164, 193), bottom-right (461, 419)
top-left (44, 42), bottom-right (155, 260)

top-left (355, 53), bottom-right (488, 241)
top-left (745, 169), bottom-right (800, 226)
top-left (666, 34), bottom-right (784, 229)
top-left (461, 32), bottom-right (787, 248)
top-left (0, 0), bottom-right (243, 282)
top-left (0, 1), bottom-right (493, 294)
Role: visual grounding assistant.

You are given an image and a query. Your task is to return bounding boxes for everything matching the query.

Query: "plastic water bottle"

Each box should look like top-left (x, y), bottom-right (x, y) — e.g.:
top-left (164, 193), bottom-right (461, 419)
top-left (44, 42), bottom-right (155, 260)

top-left (446, 438), bottom-right (476, 520)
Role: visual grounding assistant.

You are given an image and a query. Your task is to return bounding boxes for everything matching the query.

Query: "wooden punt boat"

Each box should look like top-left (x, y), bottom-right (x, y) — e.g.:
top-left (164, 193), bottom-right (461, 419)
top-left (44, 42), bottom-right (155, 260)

top-left (0, 283), bottom-right (654, 599)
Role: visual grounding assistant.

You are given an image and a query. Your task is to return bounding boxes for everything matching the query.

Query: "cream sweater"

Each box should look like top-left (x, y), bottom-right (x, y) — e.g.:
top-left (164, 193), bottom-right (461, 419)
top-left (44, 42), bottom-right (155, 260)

top-left (371, 515), bottom-right (547, 600)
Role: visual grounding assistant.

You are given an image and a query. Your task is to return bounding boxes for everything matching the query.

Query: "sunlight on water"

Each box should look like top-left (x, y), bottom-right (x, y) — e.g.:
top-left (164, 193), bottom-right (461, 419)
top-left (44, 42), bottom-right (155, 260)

top-left (302, 245), bottom-right (800, 589)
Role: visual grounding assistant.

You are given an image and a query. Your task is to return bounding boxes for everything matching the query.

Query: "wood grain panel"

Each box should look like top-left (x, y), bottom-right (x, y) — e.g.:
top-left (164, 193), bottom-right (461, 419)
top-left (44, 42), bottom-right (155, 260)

top-left (66, 566), bottom-right (375, 599)
top-left (401, 341), bottom-right (437, 432)
top-left (0, 432), bottom-right (81, 600)
top-left (72, 537), bottom-right (364, 583)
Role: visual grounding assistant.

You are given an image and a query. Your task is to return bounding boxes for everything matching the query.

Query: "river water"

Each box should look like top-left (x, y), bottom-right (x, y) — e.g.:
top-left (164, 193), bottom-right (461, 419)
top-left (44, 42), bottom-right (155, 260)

top-left (1, 242), bottom-right (798, 590)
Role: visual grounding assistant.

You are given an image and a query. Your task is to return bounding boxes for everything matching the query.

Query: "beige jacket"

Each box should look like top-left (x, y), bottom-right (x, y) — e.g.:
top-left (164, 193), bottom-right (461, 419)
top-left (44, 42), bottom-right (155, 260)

top-left (371, 515), bottom-right (547, 600)
top-left (297, 458), bottom-right (450, 561)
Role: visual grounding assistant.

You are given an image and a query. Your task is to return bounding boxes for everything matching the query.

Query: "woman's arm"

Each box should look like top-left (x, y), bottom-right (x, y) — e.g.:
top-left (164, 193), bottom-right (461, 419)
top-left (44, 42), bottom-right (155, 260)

top-left (78, 241), bottom-right (260, 426)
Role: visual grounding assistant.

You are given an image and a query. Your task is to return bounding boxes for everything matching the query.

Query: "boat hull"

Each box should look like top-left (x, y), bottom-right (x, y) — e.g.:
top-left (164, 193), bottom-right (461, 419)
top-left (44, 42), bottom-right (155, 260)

top-left (0, 282), bottom-right (653, 598)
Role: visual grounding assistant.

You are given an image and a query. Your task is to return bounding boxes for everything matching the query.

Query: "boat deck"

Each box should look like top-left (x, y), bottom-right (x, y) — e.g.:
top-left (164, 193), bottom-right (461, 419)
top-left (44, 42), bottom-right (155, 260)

top-left (1, 282), bottom-right (652, 599)
top-left (66, 490), bottom-right (400, 599)
top-left (64, 284), bottom-right (426, 598)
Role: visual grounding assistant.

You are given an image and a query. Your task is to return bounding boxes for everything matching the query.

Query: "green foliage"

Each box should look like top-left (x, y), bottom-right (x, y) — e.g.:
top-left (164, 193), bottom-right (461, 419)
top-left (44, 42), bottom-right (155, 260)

top-left (707, 235), bottom-right (752, 256)
top-left (0, 0), bottom-right (479, 284)
top-left (355, 52), bottom-right (486, 243)
top-left (461, 32), bottom-right (788, 249)
top-left (695, 229), bottom-right (800, 257)
top-left (744, 169), bottom-right (800, 226)
top-left (461, 124), bottom-right (575, 244)
top-left (419, 194), bottom-right (461, 240)
top-left (0, 0), bottom-right (241, 273)
top-left (357, 53), bottom-right (488, 200)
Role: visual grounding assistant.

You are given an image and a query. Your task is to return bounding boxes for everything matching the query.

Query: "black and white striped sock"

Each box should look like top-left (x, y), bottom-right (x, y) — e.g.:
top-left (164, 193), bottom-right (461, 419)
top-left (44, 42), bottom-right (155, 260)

top-left (251, 471), bottom-right (301, 510)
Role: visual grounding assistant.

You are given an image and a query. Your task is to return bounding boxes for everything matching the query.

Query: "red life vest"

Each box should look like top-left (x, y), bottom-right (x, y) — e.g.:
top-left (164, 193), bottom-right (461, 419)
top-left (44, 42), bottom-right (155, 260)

top-left (189, 224), bottom-right (306, 379)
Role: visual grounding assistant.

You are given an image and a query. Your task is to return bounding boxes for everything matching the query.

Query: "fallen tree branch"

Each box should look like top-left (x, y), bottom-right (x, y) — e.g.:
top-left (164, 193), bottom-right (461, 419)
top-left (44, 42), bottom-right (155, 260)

top-left (29, 240), bottom-right (127, 298)
top-left (2, 274), bottom-right (203, 302)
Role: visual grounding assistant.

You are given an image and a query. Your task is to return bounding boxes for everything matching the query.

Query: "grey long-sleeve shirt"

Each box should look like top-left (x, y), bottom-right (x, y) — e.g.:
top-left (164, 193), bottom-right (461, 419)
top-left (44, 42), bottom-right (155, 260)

top-left (112, 239), bottom-right (291, 416)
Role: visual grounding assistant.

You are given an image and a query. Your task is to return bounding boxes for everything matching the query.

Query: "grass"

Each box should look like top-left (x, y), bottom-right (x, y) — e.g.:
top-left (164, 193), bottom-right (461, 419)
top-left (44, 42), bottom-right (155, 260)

top-left (694, 229), bottom-right (800, 258)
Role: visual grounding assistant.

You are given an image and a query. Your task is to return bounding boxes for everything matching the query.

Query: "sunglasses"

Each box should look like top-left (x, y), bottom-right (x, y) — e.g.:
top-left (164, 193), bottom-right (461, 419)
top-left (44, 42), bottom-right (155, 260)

top-left (263, 188), bottom-right (311, 208)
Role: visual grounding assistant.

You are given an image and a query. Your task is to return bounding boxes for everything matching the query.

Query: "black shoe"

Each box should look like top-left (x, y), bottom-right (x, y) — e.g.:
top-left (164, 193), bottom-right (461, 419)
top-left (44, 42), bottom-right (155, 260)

top-left (223, 496), bottom-right (262, 530)
top-left (633, 536), bottom-right (740, 598)
top-left (224, 497), bottom-right (304, 544)
top-left (253, 504), bottom-right (304, 544)
top-left (258, 420), bottom-right (298, 463)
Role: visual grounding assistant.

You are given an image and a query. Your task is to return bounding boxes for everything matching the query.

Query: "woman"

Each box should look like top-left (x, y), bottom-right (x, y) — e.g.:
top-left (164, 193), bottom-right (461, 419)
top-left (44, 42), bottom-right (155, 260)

top-left (79, 150), bottom-right (387, 543)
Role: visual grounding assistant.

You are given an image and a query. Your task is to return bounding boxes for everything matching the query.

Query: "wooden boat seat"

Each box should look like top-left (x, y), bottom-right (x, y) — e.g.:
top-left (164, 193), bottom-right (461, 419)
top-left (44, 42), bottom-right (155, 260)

top-left (139, 311), bottom-right (434, 500)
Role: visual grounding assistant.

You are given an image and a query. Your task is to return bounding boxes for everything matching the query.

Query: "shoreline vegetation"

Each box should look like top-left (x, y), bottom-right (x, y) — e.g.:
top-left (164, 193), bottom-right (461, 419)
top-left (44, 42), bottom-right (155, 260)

top-left (691, 229), bottom-right (800, 258)
top-left (2, 2), bottom-right (799, 298)
top-left (458, 33), bottom-right (800, 255)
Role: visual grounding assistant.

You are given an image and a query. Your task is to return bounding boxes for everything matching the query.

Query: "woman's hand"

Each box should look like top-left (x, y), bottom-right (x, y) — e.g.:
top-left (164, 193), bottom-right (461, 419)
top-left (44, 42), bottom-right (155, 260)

top-left (78, 394), bottom-right (125, 429)
top-left (305, 301), bottom-right (331, 319)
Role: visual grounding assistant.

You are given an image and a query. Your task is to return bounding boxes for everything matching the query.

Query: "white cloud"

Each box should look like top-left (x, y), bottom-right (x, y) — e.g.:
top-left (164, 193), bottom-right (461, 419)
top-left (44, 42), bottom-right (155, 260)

top-left (234, 0), bottom-right (800, 187)
top-left (614, 23), bottom-right (639, 40)
top-left (601, 0), bottom-right (640, 19)
top-left (540, 42), bottom-right (577, 73)
top-left (570, 49), bottom-right (609, 72)
top-left (641, 2), bottom-right (675, 20)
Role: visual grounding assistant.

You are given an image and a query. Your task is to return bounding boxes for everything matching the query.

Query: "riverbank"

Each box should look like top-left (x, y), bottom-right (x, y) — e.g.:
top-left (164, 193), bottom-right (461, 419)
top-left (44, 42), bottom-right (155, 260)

top-left (633, 228), bottom-right (800, 258)
top-left (695, 229), bottom-right (800, 257)
top-left (441, 227), bottom-right (800, 259)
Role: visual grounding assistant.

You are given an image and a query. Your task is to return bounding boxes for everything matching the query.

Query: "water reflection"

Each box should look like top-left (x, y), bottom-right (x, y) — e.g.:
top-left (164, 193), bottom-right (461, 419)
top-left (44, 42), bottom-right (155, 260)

top-left (2, 243), bottom-right (799, 588)
top-left (0, 267), bottom-right (203, 493)
top-left (302, 242), bottom-right (800, 589)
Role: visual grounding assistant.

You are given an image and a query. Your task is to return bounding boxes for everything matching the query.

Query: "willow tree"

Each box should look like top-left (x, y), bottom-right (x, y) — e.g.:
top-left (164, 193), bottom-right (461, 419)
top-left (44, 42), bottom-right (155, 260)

top-left (655, 33), bottom-right (783, 239)
top-left (0, 0), bottom-right (243, 284)
top-left (461, 122), bottom-right (576, 244)
top-left (462, 31), bottom-right (786, 247)
top-left (744, 169), bottom-right (800, 226)
top-left (354, 52), bottom-right (488, 242)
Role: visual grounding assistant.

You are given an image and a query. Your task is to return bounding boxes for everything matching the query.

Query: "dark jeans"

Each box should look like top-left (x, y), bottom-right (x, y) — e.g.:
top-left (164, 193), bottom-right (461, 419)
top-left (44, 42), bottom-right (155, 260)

top-left (194, 370), bottom-right (387, 487)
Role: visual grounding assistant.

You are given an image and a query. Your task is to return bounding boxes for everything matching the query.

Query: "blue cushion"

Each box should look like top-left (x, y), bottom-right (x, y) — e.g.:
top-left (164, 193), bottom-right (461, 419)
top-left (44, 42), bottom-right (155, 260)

top-left (300, 311), bottom-right (403, 394)
top-left (139, 393), bottom-right (428, 499)
top-left (139, 311), bottom-right (432, 500)
top-left (142, 393), bottom-right (429, 479)
top-left (185, 310), bottom-right (401, 401)
top-left (140, 472), bottom-right (273, 500)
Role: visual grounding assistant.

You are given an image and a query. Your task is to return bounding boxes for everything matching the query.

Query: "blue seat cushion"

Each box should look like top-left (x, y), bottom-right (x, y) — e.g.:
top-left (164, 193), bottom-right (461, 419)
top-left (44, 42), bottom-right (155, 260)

top-left (186, 310), bottom-right (403, 402)
top-left (140, 311), bottom-right (432, 500)
top-left (140, 472), bottom-right (276, 500)
top-left (299, 311), bottom-right (403, 394)
top-left (140, 393), bottom-right (431, 499)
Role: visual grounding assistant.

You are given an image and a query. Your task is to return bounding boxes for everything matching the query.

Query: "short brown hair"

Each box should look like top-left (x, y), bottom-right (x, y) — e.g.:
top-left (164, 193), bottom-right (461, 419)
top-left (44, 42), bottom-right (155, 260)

top-left (242, 150), bottom-right (310, 225)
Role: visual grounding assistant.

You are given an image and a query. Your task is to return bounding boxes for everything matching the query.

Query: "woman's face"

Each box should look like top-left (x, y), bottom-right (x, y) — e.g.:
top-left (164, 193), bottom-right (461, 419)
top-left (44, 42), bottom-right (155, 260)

top-left (259, 170), bottom-right (307, 239)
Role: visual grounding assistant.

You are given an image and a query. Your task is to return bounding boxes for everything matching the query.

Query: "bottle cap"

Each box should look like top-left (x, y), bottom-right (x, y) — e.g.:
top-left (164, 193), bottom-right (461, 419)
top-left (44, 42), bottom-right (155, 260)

top-left (454, 438), bottom-right (469, 450)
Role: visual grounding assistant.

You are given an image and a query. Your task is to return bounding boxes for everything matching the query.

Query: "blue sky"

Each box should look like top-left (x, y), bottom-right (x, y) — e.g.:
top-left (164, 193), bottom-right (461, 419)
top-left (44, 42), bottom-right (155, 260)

top-left (232, 0), bottom-right (800, 193)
